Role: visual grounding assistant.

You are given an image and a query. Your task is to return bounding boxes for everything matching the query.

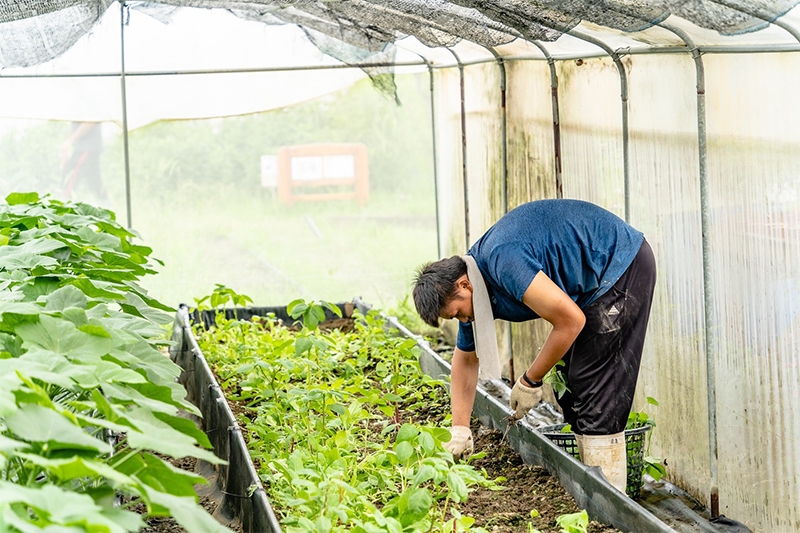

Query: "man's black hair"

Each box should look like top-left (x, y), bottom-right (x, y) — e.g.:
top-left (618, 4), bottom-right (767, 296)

top-left (412, 255), bottom-right (467, 327)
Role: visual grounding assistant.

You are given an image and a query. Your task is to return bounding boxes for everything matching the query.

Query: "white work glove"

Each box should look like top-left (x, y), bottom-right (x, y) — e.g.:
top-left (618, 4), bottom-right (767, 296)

top-left (509, 376), bottom-right (544, 419)
top-left (444, 425), bottom-right (473, 459)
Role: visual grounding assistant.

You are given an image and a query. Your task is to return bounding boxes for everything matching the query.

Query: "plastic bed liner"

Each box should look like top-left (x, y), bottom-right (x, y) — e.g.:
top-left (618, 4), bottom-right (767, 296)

top-left (170, 305), bottom-right (283, 533)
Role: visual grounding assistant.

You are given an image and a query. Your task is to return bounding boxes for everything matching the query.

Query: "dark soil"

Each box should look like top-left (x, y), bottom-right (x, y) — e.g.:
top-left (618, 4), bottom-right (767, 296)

top-left (463, 423), bottom-right (619, 532)
top-left (405, 398), bottom-right (619, 533)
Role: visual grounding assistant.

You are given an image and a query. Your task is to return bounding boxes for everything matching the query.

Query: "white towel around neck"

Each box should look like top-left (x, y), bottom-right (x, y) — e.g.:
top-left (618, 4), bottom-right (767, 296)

top-left (462, 255), bottom-right (502, 380)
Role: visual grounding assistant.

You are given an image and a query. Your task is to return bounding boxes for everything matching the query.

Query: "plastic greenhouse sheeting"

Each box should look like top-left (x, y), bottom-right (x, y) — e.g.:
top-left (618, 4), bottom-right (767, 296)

top-left (3, 1), bottom-right (800, 69)
top-left (3, 1), bottom-right (800, 88)
top-left (0, 7), bottom-right (369, 128)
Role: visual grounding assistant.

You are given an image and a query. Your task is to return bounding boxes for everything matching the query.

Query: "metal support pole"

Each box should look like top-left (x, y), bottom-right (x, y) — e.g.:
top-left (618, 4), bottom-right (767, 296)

top-left (119, 1), bottom-right (132, 229)
top-left (487, 48), bottom-right (508, 216)
top-left (655, 19), bottom-right (717, 518)
top-left (565, 30), bottom-right (631, 222)
top-left (529, 41), bottom-right (563, 199)
top-left (425, 60), bottom-right (442, 259)
top-left (446, 47), bottom-right (470, 250)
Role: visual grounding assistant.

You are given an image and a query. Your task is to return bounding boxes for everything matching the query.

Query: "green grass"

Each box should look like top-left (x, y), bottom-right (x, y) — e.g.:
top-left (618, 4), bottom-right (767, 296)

top-left (129, 183), bottom-right (438, 310)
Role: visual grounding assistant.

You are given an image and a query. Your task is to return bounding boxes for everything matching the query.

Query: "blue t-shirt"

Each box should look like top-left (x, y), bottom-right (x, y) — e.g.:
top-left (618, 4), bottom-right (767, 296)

top-left (457, 199), bottom-right (643, 352)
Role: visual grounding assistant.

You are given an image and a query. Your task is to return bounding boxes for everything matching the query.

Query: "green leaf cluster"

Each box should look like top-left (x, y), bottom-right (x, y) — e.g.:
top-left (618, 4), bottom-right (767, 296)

top-left (0, 193), bottom-right (231, 532)
top-left (555, 510), bottom-right (588, 533)
top-left (197, 309), bottom-right (501, 532)
top-left (287, 299), bottom-right (342, 330)
top-left (627, 396), bottom-right (666, 482)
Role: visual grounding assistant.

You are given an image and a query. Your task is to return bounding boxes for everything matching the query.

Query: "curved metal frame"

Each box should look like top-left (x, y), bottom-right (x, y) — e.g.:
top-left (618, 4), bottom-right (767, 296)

top-left (485, 47), bottom-right (508, 216)
top-left (444, 46), bottom-right (470, 250)
top-left (529, 40), bottom-right (563, 200)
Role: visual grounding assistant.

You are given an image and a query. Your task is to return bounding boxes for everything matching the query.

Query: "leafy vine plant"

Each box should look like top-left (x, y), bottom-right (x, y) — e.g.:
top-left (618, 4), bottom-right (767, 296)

top-left (0, 192), bottom-right (232, 533)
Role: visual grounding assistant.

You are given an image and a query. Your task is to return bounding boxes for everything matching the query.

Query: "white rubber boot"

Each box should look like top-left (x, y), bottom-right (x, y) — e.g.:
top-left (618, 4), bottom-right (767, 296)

top-left (575, 432), bottom-right (627, 494)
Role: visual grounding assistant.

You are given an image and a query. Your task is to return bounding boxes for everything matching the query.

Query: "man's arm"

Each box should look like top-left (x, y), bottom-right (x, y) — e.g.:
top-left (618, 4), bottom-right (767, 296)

top-left (521, 271), bottom-right (586, 382)
top-left (450, 346), bottom-right (479, 426)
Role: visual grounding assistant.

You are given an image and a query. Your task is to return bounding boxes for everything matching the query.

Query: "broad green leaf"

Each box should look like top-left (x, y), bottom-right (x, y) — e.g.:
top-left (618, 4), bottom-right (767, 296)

top-left (0, 237), bottom-right (66, 267)
top-left (153, 411), bottom-right (213, 449)
top-left (76, 226), bottom-right (121, 250)
top-left (121, 292), bottom-right (173, 325)
top-left (395, 441), bottom-right (414, 464)
top-left (19, 276), bottom-right (61, 302)
top-left (70, 278), bottom-right (127, 300)
top-left (321, 301), bottom-right (342, 317)
top-left (0, 356), bottom-right (76, 390)
top-left (418, 431), bottom-right (435, 454)
top-left (114, 452), bottom-right (205, 497)
top-left (122, 408), bottom-right (224, 464)
top-left (396, 487), bottom-right (431, 526)
top-left (0, 300), bottom-right (44, 317)
top-left (0, 435), bottom-right (30, 453)
top-left (5, 192), bottom-right (39, 205)
top-left (295, 337), bottom-right (313, 356)
top-left (79, 323), bottom-right (112, 337)
top-left (0, 331), bottom-right (24, 357)
top-left (412, 464), bottom-right (436, 487)
top-left (396, 424), bottom-right (419, 443)
top-left (77, 360), bottom-right (149, 388)
top-left (0, 376), bottom-right (19, 416)
top-left (106, 345), bottom-right (182, 384)
top-left (316, 515), bottom-right (332, 533)
top-left (16, 314), bottom-right (116, 362)
top-left (13, 453), bottom-right (136, 488)
top-left (101, 382), bottom-right (179, 415)
top-left (101, 251), bottom-right (150, 274)
top-left (287, 299), bottom-right (307, 318)
top-left (121, 281), bottom-right (174, 312)
top-left (61, 307), bottom-right (89, 327)
top-left (0, 480), bottom-right (139, 533)
top-left (140, 487), bottom-right (234, 533)
top-left (43, 285), bottom-right (88, 311)
top-left (5, 404), bottom-right (110, 453)
top-left (102, 312), bottom-right (164, 339)
top-left (446, 471), bottom-right (468, 502)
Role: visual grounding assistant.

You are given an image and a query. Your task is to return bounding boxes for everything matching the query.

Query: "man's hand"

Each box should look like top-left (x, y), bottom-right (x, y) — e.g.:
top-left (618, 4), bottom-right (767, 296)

top-left (509, 377), bottom-right (543, 419)
top-left (444, 425), bottom-right (473, 459)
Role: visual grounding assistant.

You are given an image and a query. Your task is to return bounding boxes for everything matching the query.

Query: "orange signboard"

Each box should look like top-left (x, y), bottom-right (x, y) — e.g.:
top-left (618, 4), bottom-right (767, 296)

top-left (277, 143), bottom-right (369, 206)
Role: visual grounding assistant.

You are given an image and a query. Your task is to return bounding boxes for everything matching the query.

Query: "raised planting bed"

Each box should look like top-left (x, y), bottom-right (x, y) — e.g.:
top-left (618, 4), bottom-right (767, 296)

top-left (171, 300), bottom-right (631, 532)
top-left (171, 293), bottom-right (754, 533)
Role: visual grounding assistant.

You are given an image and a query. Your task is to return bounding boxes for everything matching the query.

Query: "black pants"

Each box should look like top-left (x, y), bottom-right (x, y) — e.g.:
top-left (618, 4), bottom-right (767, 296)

top-left (556, 239), bottom-right (657, 435)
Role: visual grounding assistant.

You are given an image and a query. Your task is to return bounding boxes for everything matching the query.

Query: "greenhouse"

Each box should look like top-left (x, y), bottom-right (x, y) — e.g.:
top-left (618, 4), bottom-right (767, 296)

top-left (0, 0), bottom-right (798, 532)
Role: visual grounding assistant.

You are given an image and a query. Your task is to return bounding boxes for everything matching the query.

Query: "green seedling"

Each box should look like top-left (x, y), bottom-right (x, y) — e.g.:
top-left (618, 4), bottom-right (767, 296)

top-left (628, 396), bottom-right (666, 481)
top-left (287, 298), bottom-right (342, 329)
top-left (555, 509), bottom-right (589, 533)
top-left (197, 308), bottom-right (500, 531)
top-left (543, 360), bottom-right (569, 398)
